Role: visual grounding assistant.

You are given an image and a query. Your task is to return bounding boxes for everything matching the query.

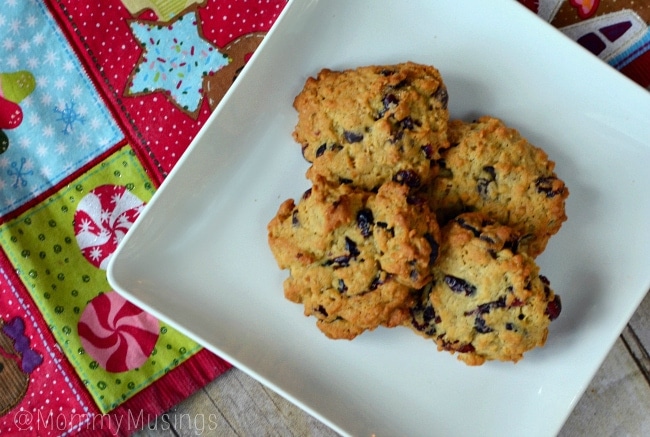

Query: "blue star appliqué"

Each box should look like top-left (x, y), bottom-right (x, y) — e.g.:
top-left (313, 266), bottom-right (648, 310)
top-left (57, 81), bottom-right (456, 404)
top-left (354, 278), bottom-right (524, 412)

top-left (127, 10), bottom-right (230, 116)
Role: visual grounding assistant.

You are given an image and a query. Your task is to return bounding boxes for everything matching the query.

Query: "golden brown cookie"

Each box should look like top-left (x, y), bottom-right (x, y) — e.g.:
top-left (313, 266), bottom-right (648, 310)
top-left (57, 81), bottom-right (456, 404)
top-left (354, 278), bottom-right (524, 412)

top-left (406, 213), bottom-right (562, 365)
top-left (421, 116), bottom-right (568, 257)
top-left (268, 178), bottom-right (441, 339)
top-left (293, 62), bottom-right (449, 190)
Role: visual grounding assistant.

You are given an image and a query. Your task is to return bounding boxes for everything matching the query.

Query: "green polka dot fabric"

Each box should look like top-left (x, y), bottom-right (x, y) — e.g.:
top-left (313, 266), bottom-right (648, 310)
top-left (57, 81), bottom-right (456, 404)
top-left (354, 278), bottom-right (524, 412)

top-left (0, 146), bottom-right (202, 412)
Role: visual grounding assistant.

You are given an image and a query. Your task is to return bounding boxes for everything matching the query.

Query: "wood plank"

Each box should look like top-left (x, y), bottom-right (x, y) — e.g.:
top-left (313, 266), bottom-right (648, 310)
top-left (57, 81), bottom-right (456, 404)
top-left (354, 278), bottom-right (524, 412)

top-left (203, 368), bottom-right (339, 436)
top-left (626, 290), bottom-right (650, 357)
top-left (558, 337), bottom-right (650, 436)
top-left (132, 387), bottom-right (236, 437)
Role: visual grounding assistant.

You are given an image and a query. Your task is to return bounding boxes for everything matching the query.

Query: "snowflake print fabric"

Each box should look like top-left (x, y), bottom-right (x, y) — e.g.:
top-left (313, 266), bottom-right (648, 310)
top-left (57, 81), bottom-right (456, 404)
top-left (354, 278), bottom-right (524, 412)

top-left (0, 0), bottom-right (122, 217)
top-left (74, 185), bottom-right (145, 270)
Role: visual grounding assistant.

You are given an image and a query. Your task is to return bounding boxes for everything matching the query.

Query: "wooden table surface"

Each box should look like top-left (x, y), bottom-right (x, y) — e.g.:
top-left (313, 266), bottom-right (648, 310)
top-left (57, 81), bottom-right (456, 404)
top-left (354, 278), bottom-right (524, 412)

top-left (134, 290), bottom-right (650, 436)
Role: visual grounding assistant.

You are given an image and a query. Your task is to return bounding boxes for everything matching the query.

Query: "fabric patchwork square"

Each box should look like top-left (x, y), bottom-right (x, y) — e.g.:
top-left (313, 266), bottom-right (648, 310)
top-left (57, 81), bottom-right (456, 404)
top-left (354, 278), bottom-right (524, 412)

top-left (0, 0), bottom-right (123, 217)
top-left (0, 146), bottom-right (203, 413)
top-left (0, 263), bottom-right (97, 436)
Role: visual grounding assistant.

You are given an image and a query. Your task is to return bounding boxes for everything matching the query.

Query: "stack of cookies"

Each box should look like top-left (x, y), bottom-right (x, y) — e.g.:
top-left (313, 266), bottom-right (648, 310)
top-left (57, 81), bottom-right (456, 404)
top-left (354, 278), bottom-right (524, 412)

top-left (267, 62), bottom-right (568, 365)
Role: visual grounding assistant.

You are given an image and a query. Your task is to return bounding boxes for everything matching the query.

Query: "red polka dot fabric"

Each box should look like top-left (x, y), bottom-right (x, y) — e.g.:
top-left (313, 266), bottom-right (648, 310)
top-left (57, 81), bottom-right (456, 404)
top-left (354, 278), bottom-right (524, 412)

top-left (52, 0), bottom-right (287, 181)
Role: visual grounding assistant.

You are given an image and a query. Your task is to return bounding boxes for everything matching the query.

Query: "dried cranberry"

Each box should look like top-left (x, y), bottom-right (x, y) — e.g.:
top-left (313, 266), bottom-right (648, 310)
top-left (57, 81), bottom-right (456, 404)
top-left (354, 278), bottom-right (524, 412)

top-left (325, 255), bottom-right (352, 268)
top-left (356, 208), bottom-right (374, 238)
top-left (421, 144), bottom-right (434, 159)
top-left (454, 217), bottom-right (481, 237)
top-left (474, 317), bottom-right (493, 333)
top-left (406, 194), bottom-right (426, 205)
top-left (369, 274), bottom-right (384, 291)
top-left (535, 176), bottom-right (565, 198)
top-left (438, 338), bottom-right (475, 353)
top-left (424, 233), bottom-right (439, 265)
top-left (433, 86), bottom-right (449, 109)
top-left (377, 93), bottom-right (399, 118)
top-left (444, 275), bottom-right (476, 296)
top-left (345, 236), bottom-right (360, 257)
top-left (455, 343), bottom-right (476, 353)
top-left (316, 305), bottom-right (328, 317)
top-left (545, 294), bottom-right (562, 320)
top-left (477, 166), bottom-right (496, 198)
top-left (323, 237), bottom-right (359, 268)
top-left (409, 287), bottom-right (438, 336)
top-left (503, 237), bottom-right (520, 254)
top-left (392, 170), bottom-right (421, 188)
top-left (383, 93), bottom-right (399, 108)
top-left (398, 116), bottom-right (415, 130)
top-left (344, 131), bottom-right (364, 143)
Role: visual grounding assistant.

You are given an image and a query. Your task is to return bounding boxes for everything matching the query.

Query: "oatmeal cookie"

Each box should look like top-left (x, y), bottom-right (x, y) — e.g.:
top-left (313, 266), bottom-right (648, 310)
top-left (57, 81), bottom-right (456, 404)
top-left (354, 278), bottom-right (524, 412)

top-left (422, 116), bottom-right (568, 257)
top-left (268, 178), bottom-right (441, 339)
top-left (293, 62), bottom-right (449, 190)
top-left (406, 213), bottom-right (562, 365)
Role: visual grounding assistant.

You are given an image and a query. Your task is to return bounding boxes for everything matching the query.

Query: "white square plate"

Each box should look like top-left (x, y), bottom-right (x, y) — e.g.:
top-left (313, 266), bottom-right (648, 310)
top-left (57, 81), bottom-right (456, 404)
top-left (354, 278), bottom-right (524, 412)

top-left (107, 1), bottom-right (650, 435)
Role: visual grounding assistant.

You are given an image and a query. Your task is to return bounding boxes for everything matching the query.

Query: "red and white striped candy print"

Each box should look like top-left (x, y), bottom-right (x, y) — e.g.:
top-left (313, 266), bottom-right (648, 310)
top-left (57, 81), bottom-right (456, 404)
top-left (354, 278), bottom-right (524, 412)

top-left (74, 185), bottom-right (145, 269)
top-left (77, 291), bottom-right (159, 373)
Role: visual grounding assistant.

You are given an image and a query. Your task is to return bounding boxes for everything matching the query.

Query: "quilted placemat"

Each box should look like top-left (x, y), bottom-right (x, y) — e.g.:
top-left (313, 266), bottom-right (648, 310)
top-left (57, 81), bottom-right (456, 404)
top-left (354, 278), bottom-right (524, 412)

top-left (0, 0), bottom-right (284, 435)
top-left (0, 0), bottom-right (647, 436)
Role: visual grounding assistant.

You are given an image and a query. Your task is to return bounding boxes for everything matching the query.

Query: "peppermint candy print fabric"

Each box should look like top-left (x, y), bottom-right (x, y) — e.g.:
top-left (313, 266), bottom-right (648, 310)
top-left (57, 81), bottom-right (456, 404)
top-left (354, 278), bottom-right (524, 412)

top-left (74, 185), bottom-right (145, 270)
top-left (78, 291), bottom-right (160, 373)
top-left (0, 146), bottom-right (203, 413)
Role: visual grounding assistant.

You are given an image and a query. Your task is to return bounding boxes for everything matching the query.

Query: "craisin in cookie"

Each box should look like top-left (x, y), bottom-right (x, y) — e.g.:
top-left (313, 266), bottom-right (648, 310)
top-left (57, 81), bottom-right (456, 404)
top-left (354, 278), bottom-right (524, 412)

top-left (406, 212), bottom-right (562, 365)
top-left (267, 178), bottom-right (441, 339)
top-left (293, 62), bottom-right (449, 191)
top-left (422, 116), bottom-right (568, 257)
